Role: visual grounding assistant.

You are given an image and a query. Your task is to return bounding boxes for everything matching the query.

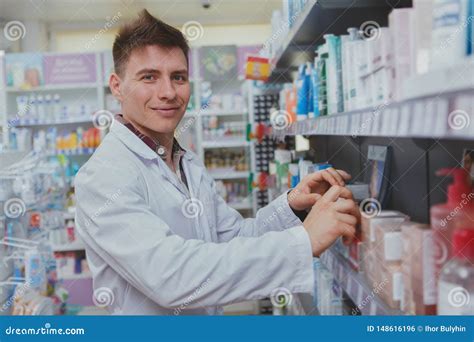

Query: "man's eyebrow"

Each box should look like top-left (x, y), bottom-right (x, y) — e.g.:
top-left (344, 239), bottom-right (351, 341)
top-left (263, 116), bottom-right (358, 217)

top-left (135, 68), bottom-right (160, 76)
top-left (135, 68), bottom-right (188, 76)
top-left (171, 69), bottom-right (188, 74)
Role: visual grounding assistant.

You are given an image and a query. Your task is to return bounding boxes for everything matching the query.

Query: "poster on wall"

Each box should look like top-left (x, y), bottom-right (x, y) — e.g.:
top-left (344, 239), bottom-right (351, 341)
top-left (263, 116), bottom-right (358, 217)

top-left (43, 53), bottom-right (97, 84)
top-left (5, 53), bottom-right (44, 88)
top-left (200, 45), bottom-right (237, 81)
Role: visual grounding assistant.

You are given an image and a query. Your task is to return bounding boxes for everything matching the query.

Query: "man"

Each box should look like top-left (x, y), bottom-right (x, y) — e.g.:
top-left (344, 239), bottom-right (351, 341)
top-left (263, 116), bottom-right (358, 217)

top-left (75, 9), bottom-right (360, 315)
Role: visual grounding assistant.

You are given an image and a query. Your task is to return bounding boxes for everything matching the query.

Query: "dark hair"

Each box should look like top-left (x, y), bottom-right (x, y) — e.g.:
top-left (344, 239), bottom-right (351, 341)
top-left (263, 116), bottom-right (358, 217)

top-left (112, 9), bottom-right (189, 76)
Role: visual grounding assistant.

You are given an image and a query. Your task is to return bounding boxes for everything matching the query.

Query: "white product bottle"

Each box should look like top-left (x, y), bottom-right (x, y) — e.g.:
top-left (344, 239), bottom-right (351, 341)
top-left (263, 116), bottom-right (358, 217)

top-left (28, 94), bottom-right (37, 121)
top-left (53, 94), bottom-right (61, 121)
top-left (16, 96), bottom-right (26, 121)
top-left (36, 94), bottom-right (45, 121)
top-left (438, 228), bottom-right (474, 315)
top-left (44, 94), bottom-right (52, 122)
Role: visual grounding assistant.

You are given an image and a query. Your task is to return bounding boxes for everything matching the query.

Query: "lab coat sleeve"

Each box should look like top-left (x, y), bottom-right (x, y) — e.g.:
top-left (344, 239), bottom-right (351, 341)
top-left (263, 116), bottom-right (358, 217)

top-left (75, 160), bottom-right (314, 310)
top-left (207, 172), bottom-right (303, 242)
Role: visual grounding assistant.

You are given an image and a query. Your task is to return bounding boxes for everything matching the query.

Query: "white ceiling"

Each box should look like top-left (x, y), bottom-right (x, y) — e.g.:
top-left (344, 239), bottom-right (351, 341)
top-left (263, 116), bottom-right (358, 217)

top-left (0, 0), bottom-right (281, 26)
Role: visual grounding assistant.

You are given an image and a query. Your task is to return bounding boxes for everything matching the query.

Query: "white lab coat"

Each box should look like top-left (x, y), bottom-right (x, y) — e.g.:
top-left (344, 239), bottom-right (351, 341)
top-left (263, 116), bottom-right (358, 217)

top-left (74, 120), bottom-right (314, 315)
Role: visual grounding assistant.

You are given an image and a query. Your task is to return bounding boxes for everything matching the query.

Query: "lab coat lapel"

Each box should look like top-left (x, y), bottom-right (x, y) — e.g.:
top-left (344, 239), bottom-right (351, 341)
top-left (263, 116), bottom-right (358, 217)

top-left (182, 153), bottom-right (203, 199)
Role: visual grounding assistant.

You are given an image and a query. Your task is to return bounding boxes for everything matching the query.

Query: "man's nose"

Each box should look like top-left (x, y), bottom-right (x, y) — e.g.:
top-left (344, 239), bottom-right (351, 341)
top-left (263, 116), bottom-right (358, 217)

top-left (157, 78), bottom-right (177, 101)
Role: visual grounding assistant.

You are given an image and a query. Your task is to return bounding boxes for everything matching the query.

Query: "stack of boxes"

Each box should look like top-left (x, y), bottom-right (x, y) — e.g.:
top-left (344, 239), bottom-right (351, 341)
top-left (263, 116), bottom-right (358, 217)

top-left (401, 223), bottom-right (437, 315)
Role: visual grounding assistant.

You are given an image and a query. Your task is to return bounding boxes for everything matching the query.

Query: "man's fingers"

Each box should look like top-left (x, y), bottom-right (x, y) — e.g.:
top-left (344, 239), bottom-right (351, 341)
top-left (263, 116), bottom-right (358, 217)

top-left (334, 198), bottom-right (359, 216)
top-left (298, 193), bottom-right (322, 207)
top-left (336, 212), bottom-right (358, 226)
top-left (320, 185), bottom-right (344, 202)
top-left (326, 168), bottom-right (345, 186)
top-left (332, 186), bottom-right (354, 200)
top-left (336, 169), bottom-right (352, 181)
top-left (340, 223), bottom-right (356, 245)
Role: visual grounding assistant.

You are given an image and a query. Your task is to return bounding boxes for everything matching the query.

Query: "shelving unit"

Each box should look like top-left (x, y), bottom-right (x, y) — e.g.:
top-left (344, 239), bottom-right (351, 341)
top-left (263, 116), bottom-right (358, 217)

top-left (273, 88), bottom-right (474, 140)
top-left (320, 247), bottom-right (404, 315)
top-left (261, 0), bottom-right (474, 318)
top-left (268, 0), bottom-right (412, 82)
top-left (208, 170), bottom-right (250, 180)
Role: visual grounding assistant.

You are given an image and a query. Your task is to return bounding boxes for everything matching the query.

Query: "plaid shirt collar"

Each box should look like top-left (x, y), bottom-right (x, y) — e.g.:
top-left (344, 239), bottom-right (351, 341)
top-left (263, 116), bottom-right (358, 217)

top-left (115, 114), bottom-right (185, 160)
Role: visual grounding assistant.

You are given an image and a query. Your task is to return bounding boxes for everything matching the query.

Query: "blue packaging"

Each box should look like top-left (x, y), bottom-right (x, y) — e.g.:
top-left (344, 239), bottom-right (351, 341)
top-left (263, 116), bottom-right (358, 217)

top-left (296, 64), bottom-right (310, 119)
top-left (311, 58), bottom-right (320, 118)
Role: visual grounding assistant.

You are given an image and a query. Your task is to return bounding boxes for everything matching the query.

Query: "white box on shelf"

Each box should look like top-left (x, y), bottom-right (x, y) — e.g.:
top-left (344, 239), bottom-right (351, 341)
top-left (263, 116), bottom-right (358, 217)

top-left (389, 8), bottom-right (415, 101)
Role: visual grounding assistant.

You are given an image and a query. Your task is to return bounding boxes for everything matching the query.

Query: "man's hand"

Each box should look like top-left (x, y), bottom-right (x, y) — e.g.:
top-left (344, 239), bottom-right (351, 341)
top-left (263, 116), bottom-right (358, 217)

top-left (302, 185), bottom-right (361, 257)
top-left (288, 168), bottom-right (352, 211)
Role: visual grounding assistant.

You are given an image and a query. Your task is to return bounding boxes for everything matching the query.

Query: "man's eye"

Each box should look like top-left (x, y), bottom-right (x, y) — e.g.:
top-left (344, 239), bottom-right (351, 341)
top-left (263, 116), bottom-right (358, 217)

top-left (142, 75), bottom-right (155, 81)
top-left (173, 75), bottom-right (187, 82)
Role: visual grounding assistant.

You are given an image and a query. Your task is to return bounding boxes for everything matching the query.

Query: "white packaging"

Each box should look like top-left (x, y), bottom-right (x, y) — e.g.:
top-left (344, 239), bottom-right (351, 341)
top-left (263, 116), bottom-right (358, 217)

top-left (413, 0), bottom-right (434, 74)
top-left (341, 35), bottom-right (351, 112)
top-left (324, 34), bottom-right (343, 114)
top-left (431, 0), bottom-right (471, 68)
top-left (389, 8), bottom-right (415, 100)
top-left (384, 231), bottom-right (403, 261)
top-left (354, 39), bottom-right (368, 109)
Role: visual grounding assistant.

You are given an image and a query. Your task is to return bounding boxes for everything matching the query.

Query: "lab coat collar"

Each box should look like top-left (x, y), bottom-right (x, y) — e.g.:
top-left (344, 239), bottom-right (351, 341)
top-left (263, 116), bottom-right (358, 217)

top-left (110, 118), bottom-right (195, 162)
top-left (110, 118), bottom-right (203, 196)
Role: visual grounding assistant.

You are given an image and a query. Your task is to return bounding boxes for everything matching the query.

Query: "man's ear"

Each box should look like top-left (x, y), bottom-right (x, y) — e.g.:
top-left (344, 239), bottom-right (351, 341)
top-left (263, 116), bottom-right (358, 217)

top-left (109, 73), bottom-right (123, 103)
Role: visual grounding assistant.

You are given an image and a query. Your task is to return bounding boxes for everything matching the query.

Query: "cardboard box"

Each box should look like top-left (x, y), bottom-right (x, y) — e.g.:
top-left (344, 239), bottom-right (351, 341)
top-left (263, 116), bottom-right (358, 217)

top-left (401, 222), bottom-right (437, 315)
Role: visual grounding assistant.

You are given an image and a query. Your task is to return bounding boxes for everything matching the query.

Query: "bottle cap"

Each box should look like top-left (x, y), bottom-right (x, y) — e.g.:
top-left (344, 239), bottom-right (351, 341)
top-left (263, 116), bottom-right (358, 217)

top-left (436, 168), bottom-right (473, 206)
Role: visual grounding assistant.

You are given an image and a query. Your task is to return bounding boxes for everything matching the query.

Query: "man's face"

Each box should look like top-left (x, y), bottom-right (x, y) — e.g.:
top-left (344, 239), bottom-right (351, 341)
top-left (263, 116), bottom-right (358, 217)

top-left (113, 45), bottom-right (190, 136)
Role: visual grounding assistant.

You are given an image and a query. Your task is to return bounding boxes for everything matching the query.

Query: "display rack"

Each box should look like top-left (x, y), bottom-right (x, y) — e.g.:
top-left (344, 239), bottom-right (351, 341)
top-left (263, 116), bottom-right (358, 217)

top-left (319, 247), bottom-right (403, 315)
top-left (273, 87), bottom-right (474, 140)
top-left (268, 0), bottom-right (412, 82)
top-left (260, 0), bottom-right (474, 317)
